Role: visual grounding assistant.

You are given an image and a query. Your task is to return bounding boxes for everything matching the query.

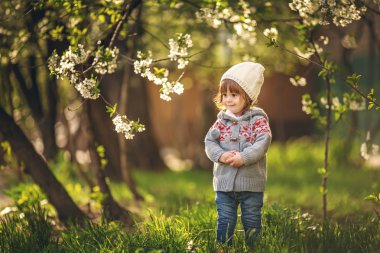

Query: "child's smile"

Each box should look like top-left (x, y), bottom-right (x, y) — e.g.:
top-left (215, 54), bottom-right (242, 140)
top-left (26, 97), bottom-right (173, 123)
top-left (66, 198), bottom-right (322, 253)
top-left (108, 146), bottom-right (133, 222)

top-left (222, 90), bottom-right (245, 116)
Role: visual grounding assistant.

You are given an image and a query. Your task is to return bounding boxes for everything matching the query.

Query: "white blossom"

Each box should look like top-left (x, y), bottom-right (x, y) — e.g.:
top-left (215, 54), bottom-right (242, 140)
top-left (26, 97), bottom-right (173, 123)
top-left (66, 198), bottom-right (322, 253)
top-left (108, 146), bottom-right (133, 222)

top-left (301, 96), bottom-right (313, 115)
top-left (168, 33), bottom-right (193, 69)
top-left (134, 50), bottom-right (186, 101)
top-left (75, 78), bottom-right (99, 100)
top-left (93, 46), bottom-right (119, 74)
top-left (112, 115), bottom-right (145, 140)
top-left (263, 27), bottom-right (278, 41)
top-left (289, 0), bottom-right (366, 27)
top-left (294, 47), bottom-right (315, 60)
top-left (332, 5), bottom-right (366, 27)
top-left (320, 96), bottom-right (340, 110)
top-left (289, 0), bottom-right (321, 25)
top-left (63, 44), bottom-right (90, 65)
top-left (173, 82), bottom-right (184, 95)
top-left (48, 44), bottom-right (90, 83)
top-left (343, 96), bottom-right (365, 111)
top-left (177, 58), bottom-right (189, 70)
top-left (318, 36), bottom-right (329, 45)
top-left (160, 93), bottom-right (172, 101)
top-left (290, 76), bottom-right (307, 87)
top-left (134, 51), bottom-right (153, 76)
top-left (332, 97), bottom-right (340, 109)
top-left (105, 0), bottom-right (123, 5)
top-left (196, 1), bottom-right (257, 46)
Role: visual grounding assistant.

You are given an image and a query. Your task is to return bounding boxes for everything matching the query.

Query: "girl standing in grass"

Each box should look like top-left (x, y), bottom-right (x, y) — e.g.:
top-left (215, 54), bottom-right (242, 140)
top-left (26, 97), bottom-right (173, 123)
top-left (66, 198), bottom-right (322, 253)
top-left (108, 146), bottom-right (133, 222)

top-left (204, 62), bottom-right (272, 251)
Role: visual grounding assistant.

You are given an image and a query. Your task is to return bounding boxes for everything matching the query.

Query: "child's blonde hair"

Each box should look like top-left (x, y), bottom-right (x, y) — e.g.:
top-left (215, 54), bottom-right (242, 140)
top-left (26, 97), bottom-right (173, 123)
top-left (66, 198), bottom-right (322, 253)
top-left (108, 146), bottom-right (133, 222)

top-left (214, 79), bottom-right (254, 113)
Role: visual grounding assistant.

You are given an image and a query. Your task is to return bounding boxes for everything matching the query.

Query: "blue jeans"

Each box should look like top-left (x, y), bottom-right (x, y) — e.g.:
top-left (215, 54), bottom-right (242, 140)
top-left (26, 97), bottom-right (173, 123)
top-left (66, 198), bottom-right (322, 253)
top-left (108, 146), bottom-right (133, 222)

top-left (215, 191), bottom-right (263, 249)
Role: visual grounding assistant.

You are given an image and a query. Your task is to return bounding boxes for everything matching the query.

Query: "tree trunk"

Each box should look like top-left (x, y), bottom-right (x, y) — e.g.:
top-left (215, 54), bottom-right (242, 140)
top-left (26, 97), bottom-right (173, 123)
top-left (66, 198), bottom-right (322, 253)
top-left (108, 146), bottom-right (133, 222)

top-left (119, 57), bottom-right (144, 200)
top-left (126, 3), bottom-right (165, 171)
top-left (84, 102), bottom-right (134, 224)
top-left (125, 79), bottom-right (166, 171)
top-left (11, 62), bottom-right (58, 160)
top-left (88, 98), bottom-right (122, 179)
top-left (0, 106), bottom-right (86, 224)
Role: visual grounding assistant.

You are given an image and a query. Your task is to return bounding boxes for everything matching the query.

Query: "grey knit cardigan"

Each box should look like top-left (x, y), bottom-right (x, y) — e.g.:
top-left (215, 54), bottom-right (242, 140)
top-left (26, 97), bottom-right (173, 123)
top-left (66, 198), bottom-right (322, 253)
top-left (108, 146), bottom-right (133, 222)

top-left (204, 107), bottom-right (272, 192)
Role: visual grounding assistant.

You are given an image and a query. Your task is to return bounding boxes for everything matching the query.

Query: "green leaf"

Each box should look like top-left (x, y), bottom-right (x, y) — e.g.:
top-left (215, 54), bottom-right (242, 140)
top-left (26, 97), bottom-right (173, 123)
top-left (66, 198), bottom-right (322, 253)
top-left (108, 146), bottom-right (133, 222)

top-left (154, 67), bottom-right (166, 74)
top-left (368, 102), bottom-right (374, 110)
top-left (101, 159), bottom-right (108, 169)
top-left (364, 195), bottom-right (377, 201)
top-left (334, 112), bottom-right (340, 121)
top-left (96, 145), bottom-right (105, 156)
top-left (106, 103), bottom-right (118, 117)
top-left (98, 14), bottom-right (106, 23)
top-left (317, 167), bottom-right (327, 175)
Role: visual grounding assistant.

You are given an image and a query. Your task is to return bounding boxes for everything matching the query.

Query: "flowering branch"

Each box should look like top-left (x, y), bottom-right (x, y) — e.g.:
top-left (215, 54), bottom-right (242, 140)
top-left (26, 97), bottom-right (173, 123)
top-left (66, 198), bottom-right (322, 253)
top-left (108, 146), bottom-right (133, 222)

top-left (257, 25), bottom-right (328, 70)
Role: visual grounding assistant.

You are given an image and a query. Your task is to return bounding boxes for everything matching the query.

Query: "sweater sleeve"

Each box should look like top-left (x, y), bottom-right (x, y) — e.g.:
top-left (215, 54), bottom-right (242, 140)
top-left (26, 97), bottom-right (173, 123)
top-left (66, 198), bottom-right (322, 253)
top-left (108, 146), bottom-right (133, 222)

top-left (240, 116), bottom-right (272, 165)
top-left (204, 120), bottom-right (225, 163)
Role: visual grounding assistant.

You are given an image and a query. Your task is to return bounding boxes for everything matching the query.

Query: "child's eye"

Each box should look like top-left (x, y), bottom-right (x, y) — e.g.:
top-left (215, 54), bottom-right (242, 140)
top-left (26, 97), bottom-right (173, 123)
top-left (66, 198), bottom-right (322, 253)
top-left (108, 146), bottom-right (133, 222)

top-left (222, 93), bottom-right (227, 97)
top-left (231, 93), bottom-right (237, 97)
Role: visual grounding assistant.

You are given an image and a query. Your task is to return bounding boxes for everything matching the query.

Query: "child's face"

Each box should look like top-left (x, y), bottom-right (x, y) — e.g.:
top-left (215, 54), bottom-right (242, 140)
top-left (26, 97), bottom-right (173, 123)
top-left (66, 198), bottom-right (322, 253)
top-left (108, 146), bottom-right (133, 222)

top-left (222, 89), bottom-right (246, 116)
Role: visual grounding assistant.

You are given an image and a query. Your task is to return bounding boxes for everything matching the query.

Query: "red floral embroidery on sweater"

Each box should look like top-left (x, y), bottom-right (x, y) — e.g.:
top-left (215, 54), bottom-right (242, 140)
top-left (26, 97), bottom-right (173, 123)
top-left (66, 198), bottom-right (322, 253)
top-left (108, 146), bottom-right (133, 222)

top-left (211, 116), bottom-right (271, 143)
top-left (210, 120), bottom-right (231, 141)
top-left (252, 117), bottom-right (271, 136)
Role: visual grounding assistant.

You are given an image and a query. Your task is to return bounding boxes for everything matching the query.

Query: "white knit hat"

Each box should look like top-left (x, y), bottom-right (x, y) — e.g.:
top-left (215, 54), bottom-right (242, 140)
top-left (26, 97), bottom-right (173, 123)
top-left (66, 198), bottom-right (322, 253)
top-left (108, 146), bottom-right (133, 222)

top-left (221, 62), bottom-right (265, 102)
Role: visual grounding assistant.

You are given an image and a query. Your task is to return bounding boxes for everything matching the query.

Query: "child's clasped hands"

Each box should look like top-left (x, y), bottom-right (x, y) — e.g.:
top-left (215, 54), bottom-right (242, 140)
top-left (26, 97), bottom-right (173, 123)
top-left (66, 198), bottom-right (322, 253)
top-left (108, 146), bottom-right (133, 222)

top-left (219, 151), bottom-right (244, 168)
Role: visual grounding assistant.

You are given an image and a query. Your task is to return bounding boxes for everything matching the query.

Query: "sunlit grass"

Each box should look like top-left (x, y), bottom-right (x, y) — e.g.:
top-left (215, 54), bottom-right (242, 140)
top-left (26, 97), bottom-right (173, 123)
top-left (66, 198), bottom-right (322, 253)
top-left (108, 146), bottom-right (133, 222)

top-left (1, 138), bottom-right (380, 252)
top-left (266, 139), bottom-right (380, 218)
top-left (1, 201), bottom-right (379, 252)
top-left (111, 139), bottom-right (380, 219)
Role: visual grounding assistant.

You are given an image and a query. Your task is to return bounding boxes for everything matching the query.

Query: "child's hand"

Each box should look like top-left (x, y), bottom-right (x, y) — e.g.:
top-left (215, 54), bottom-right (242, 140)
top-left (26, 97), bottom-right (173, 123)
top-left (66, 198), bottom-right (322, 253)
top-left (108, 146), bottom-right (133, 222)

top-left (226, 152), bottom-right (244, 168)
top-left (219, 151), bottom-right (236, 164)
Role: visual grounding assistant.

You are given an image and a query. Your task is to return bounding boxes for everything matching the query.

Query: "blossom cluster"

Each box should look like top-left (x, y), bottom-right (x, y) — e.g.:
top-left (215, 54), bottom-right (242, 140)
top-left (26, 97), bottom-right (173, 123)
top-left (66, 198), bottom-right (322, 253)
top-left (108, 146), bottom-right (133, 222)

top-left (134, 49), bottom-right (185, 101)
top-left (289, 0), bottom-right (366, 27)
top-left (48, 44), bottom-right (119, 100)
top-left (168, 33), bottom-right (193, 69)
top-left (320, 95), bottom-right (366, 111)
top-left (48, 44), bottom-right (90, 84)
top-left (320, 96), bottom-right (341, 110)
top-left (294, 43), bottom-right (323, 60)
top-left (75, 78), bottom-right (99, 99)
top-left (263, 27), bottom-right (278, 42)
top-left (196, 0), bottom-right (257, 46)
top-left (93, 46), bottom-right (119, 74)
top-left (301, 95), bottom-right (314, 115)
top-left (332, 4), bottom-right (366, 27)
top-left (343, 95), bottom-right (366, 111)
top-left (290, 75), bottom-right (307, 87)
top-left (112, 115), bottom-right (145, 140)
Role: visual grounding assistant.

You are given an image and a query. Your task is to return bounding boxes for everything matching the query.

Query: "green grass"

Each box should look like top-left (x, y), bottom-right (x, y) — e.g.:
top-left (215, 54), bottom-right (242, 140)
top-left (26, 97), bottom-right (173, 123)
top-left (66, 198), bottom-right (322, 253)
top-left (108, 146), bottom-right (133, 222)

top-left (1, 201), bottom-right (379, 252)
top-left (1, 139), bottom-right (380, 252)
top-left (107, 138), bottom-right (380, 219)
top-left (267, 138), bottom-right (380, 218)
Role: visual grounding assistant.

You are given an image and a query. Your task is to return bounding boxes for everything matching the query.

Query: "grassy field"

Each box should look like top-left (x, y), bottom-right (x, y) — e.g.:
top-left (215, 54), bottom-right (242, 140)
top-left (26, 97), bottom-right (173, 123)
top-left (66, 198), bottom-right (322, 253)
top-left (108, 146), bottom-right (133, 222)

top-left (0, 139), bottom-right (379, 252)
top-left (108, 138), bottom-right (380, 219)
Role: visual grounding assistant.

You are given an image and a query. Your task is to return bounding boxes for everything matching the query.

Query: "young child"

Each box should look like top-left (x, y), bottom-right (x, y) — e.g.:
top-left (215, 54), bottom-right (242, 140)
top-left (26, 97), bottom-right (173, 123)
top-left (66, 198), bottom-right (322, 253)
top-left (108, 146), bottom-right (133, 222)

top-left (204, 62), bottom-right (272, 250)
